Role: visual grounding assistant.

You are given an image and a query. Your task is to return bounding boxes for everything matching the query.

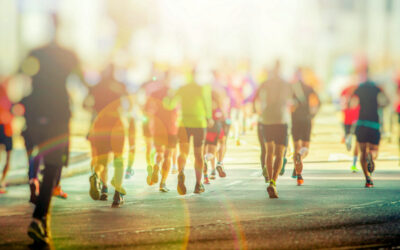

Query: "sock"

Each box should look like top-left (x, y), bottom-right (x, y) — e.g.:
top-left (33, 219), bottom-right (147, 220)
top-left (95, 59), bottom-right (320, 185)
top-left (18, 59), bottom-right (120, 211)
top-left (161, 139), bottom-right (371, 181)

top-left (299, 147), bottom-right (308, 157)
top-left (352, 156), bottom-right (358, 167)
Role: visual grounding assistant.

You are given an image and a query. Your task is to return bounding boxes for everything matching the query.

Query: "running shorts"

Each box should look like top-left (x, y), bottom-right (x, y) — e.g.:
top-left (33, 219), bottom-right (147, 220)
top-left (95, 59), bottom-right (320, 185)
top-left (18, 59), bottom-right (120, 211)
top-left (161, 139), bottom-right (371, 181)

top-left (142, 121), bottom-right (152, 138)
top-left (206, 121), bottom-right (223, 145)
top-left (355, 126), bottom-right (380, 145)
top-left (0, 124), bottom-right (12, 151)
top-left (154, 134), bottom-right (178, 148)
top-left (178, 127), bottom-right (206, 147)
top-left (292, 120), bottom-right (312, 142)
top-left (261, 124), bottom-right (288, 146)
top-left (88, 116), bottom-right (125, 155)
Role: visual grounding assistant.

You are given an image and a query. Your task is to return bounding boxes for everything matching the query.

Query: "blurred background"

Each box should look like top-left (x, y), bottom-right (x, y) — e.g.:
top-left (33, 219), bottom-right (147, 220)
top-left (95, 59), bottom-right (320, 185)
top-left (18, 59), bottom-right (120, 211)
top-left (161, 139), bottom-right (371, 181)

top-left (0, 0), bottom-right (400, 145)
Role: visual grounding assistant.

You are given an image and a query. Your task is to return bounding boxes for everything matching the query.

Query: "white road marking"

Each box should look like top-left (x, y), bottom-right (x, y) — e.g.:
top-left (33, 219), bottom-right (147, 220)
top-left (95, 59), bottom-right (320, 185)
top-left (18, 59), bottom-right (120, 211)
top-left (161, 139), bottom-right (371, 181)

top-left (225, 180), bottom-right (242, 187)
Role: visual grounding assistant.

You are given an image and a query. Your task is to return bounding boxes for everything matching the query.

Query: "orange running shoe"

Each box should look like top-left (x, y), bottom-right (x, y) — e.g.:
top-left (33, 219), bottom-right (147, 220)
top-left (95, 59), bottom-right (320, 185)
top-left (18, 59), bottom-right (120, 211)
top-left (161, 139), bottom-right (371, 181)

top-left (53, 185), bottom-right (68, 199)
top-left (297, 175), bottom-right (304, 186)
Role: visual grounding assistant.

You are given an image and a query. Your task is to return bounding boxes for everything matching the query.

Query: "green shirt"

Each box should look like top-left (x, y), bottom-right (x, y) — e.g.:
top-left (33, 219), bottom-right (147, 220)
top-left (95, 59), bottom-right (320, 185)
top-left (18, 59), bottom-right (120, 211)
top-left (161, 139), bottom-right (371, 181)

top-left (168, 83), bottom-right (212, 128)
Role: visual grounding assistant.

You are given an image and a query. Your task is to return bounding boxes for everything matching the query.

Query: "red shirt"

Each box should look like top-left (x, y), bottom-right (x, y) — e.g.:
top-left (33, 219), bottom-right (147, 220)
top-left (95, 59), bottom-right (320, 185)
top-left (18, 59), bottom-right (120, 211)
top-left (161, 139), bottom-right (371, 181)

top-left (341, 85), bottom-right (359, 125)
top-left (0, 81), bottom-right (13, 137)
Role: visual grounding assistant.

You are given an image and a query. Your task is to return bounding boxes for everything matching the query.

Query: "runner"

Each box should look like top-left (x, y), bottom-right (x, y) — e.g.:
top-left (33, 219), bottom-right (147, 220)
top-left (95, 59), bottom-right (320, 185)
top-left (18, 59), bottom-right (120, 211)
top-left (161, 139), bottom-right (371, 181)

top-left (350, 68), bottom-right (389, 187)
top-left (0, 78), bottom-right (13, 194)
top-left (86, 64), bottom-right (131, 207)
top-left (138, 66), bottom-right (160, 184)
top-left (340, 82), bottom-right (360, 173)
top-left (146, 71), bottom-right (177, 191)
top-left (291, 69), bottom-right (320, 186)
top-left (165, 68), bottom-right (212, 194)
top-left (24, 14), bottom-right (80, 245)
top-left (203, 79), bottom-right (227, 183)
top-left (253, 61), bottom-right (292, 198)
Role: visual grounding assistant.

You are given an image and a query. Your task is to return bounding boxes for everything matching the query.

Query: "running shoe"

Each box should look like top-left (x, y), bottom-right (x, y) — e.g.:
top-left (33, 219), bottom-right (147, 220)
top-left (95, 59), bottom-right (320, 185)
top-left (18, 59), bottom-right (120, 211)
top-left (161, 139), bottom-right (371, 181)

top-left (262, 167), bottom-right (269, 183)
top-left (297, 175), bottom-right (304, 186)
top-left (171, 164), bottom-right (178, 174)
top-left (27, 218), bottom-right (50, 245)
top-left (203, 175), bottom-right (210, 184)
top-left (177, 173), bottom-right (187, 195)
top-left (216, 164), bottom-right (226, 178)
top-left (159, 183), bottom-right (169, 193)
top-left (280, 157), bottom-right (287, 176)
top-left (210, 169), bottom-right (217, 180)
top-left (53, 185), bottom-right (68, 199)
top-left (291, 169), bottom-right (297, 179)
top-left (0, 182), bottom-right (6, 194)
top-left (100, 185), bottom-right (108, 201)
top-left (365, 178), bottom-right (374, 188)
top-left (29, 178), bottom-right (40, 204)
top-left (351, 165), bottom-right (358, 173)
top-left (146, 165), bottom-right (153, 186)
top-left (367, 153), bottom-right (375, 173)
top-left (89, 173), bottom-right (100, 200)
top-left (125, 168), bottom-right (134, 179)
top-left (151, 165), bottom-right (160, 184)
top-left (194, 183), bottom-right (205, 194)
top-left (111, 191), bottom-right (124, 208)
top-left (267, 182), bottom-right (279, 199)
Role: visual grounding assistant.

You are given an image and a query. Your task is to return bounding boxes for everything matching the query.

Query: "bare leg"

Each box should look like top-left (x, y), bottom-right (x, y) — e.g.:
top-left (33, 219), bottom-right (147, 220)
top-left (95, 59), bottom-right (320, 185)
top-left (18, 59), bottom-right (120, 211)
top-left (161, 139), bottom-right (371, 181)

top-left (272, 145), bottom-right (285, 182)
top-left (359, 143), bottom-right (370, 179)
top-left (178, 143), bottom-right (190, 174)
top-left (265, 142), bottom-right (274, 182)
top-left (1, 150), bottom-right (11, 184)
top-left (161, 148), bottom-right (172, 184)
top-left (194, 146), bottom-right (204, 185)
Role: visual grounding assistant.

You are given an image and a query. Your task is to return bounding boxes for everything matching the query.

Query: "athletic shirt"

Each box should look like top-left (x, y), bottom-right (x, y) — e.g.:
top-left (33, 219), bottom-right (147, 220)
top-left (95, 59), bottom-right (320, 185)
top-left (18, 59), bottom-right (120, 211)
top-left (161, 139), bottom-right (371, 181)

top-left (90, 79), bottom-right (127, 116)
top-left (257, 76), bottom-right (292, 125)
top-left (340, 85), bottom-right (360, 125)
top-left (148, 85), bottom-right (178, 135)
top-left (27, 43), bottom-right (78, 124)
top-left (291, 82), bottom-right (318, 123)
top-left (354, 81), bottom-right (382, 129)
top-left (0, 82), bottom-right (13, 137)
top-left (172, 82), bottom-right (212, 128)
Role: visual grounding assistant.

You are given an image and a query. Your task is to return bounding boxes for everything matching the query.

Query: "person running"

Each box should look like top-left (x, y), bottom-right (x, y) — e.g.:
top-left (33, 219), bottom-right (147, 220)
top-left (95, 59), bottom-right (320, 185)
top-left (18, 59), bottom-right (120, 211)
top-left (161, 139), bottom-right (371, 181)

top-left (23, 14), bottom-right (79, 245)
top-left (253, 61), bottom-right (292, 198)
top-left (138, 66), bottom-right (161, 184)
top-left (290, 69), bottom-right (320, 186)
top-left (340, 82), bottom-right (360, 173)
top-left (146, 71), bottom-right (177, 192)
top-left (350, 68), bottom-right (389, 188)
top-left (203, 82), bottom-right (227, 183)
top-left (0, 78), bottom-right (13, 194)
top-left (165, 68), bottom-right (212, 194)
top-left (86, 64), bottom-right (131, 207)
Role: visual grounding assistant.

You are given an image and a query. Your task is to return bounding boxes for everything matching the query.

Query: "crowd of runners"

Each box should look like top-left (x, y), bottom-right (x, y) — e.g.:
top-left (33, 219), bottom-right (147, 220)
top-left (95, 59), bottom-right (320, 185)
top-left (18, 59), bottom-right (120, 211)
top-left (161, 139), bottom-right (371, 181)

top-left (0, 16), bottom-right (399, 246)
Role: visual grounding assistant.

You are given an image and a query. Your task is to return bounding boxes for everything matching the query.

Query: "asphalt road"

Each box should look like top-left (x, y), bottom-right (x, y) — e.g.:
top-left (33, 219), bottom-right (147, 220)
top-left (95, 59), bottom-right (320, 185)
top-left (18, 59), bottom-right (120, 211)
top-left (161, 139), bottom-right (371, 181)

top-left (1, 106), bottom-right (400, 249)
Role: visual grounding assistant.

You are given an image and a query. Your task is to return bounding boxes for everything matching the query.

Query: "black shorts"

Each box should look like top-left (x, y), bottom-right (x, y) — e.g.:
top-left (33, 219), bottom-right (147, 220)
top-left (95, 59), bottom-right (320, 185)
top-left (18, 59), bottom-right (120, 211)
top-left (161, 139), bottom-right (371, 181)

top-left (206, 121), bottom-right (222, 145)
top-left (142, 122), bottom-right (152, 138)
top-left (222, 123), bottom-right (231, 138)
top-left (154, 134), bottom-right (178, 149)
top-left (292, 120), bottom-right (311, 142)
top-left (261, 124), bottom-right (288, 146)
top-left (355, 126), bottom-right (380, 145)
top-left (0, 125), bottom-right (12, 151)
top-left (178, 127), bottom-right (206, 147)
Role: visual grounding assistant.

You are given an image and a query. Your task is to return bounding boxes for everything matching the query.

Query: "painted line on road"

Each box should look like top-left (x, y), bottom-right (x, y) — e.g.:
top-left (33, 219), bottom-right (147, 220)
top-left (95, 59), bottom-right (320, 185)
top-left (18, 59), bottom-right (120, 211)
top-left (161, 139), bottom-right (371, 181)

top-left (225, 180), bottom-right (242, 187)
